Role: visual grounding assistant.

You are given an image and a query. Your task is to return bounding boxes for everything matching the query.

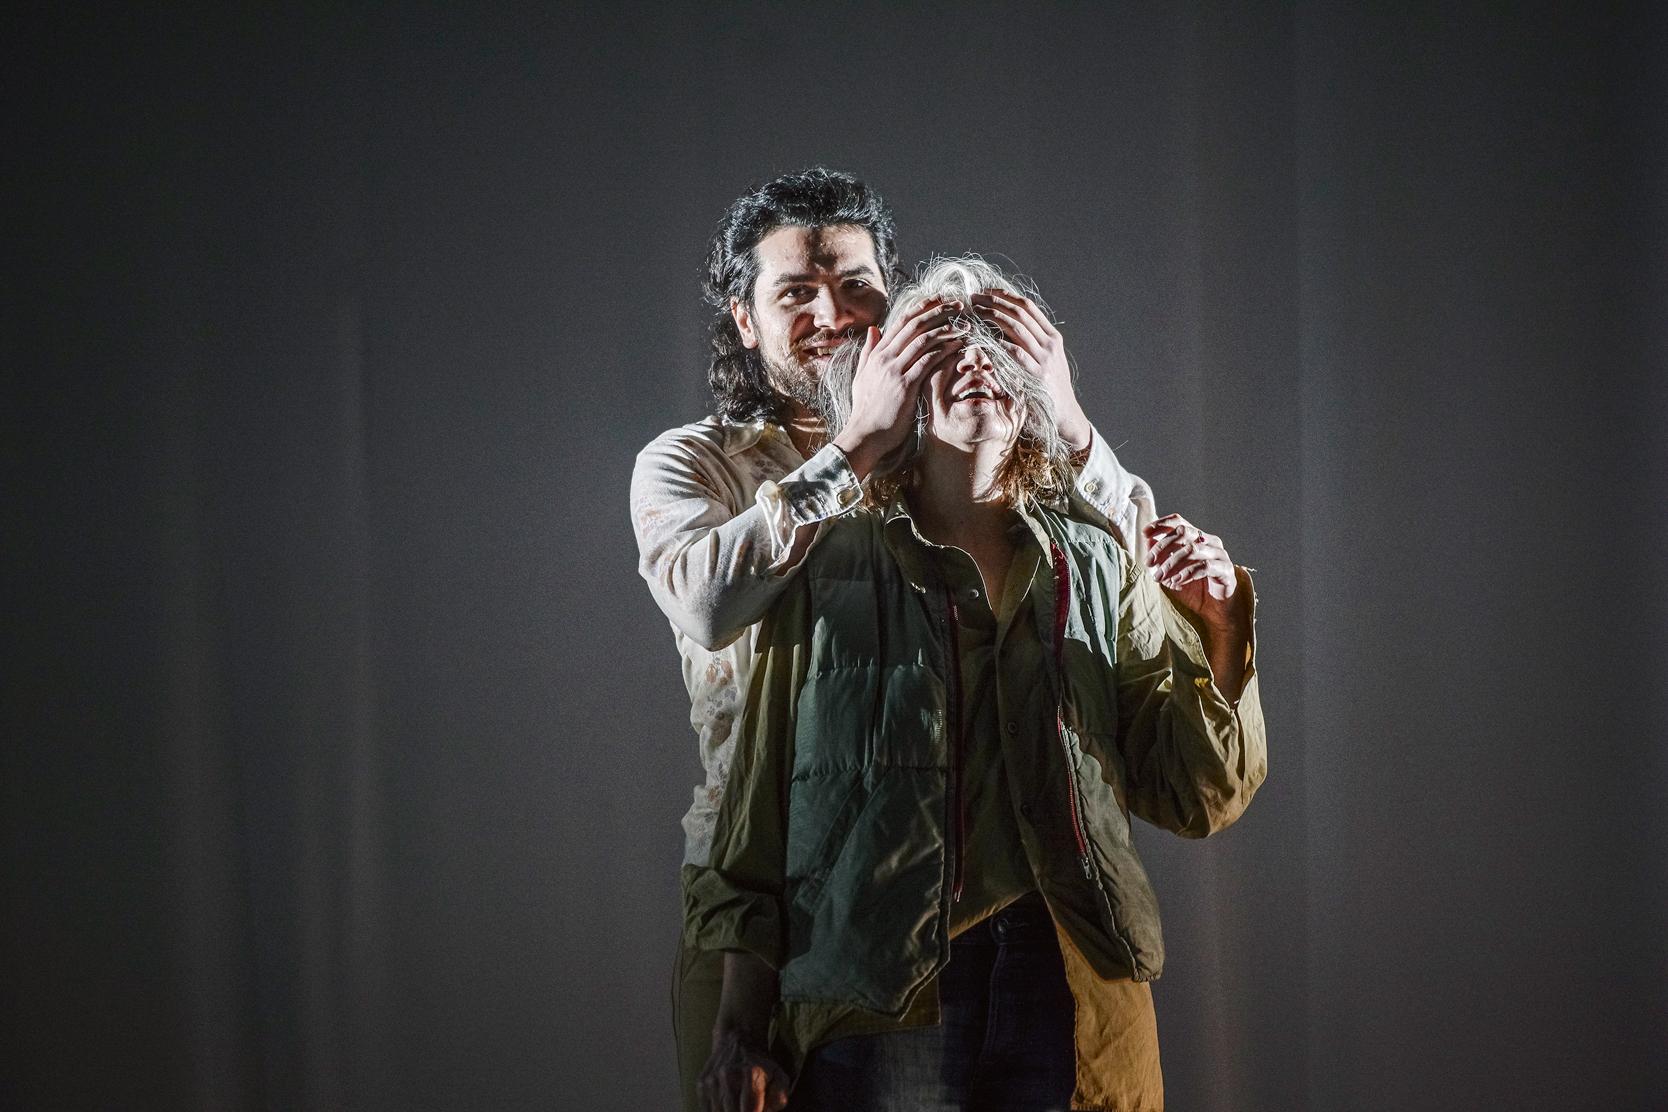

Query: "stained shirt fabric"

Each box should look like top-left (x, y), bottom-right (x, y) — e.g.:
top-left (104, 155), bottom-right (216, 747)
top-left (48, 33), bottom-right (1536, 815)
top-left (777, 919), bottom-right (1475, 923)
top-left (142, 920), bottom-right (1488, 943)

top-left (630, 415), bottom-right (1157, 867)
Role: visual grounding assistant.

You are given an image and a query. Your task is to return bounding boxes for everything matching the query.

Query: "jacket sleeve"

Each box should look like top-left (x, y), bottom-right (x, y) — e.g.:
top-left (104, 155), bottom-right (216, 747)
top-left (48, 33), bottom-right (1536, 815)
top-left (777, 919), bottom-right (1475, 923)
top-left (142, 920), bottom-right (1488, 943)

top-left (680, 579), bottom-right (812, 968)
top-left (1112, 552), bottom-right (1267, 838)
top-left (1065, 424), bottom-right (1158, 563)
top-left (631, 429), bottom-right (861, 650)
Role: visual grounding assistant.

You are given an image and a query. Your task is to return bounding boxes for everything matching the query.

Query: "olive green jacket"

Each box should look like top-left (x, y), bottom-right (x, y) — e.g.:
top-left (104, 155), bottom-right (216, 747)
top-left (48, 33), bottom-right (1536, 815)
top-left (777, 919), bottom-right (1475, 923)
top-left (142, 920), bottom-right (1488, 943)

top-left (683, 502), bottom-right (1266, 1088)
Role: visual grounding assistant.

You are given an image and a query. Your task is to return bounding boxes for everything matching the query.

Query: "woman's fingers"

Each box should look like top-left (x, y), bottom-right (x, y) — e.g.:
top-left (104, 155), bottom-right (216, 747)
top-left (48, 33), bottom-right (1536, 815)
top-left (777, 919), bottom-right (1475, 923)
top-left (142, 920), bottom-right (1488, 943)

top-left (1146, 518), bottom-right (1228, 583)
top-left (1145, 516), bottom-right (1202, 553)
top-left (697, 1042), bottom-right (789, 1112)
top-left (1153, 545), bottom-right (1198, 583)
top-left (1163, 559), bottom-right (1236, 600)
top-left (1146, 528), bottom-right (1199, 571)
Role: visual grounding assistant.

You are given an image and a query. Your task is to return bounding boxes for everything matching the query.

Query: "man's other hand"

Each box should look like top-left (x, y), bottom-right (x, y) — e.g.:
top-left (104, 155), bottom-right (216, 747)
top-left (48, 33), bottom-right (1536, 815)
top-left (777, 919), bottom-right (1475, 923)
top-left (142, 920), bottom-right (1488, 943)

top-left (697, 1029), bottom-right (790, 1112)
top-left (1144, 513), bottom-right (1253, 701)
top-left (1144, 513), bottom-right (1239, 624)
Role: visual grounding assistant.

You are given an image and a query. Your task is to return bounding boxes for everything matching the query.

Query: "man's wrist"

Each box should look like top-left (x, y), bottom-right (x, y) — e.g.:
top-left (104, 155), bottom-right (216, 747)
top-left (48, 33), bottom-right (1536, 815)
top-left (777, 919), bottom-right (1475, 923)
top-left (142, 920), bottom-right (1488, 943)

top-left (712, 1016), bottom-right (771, 1050)
top-left (830, 429), bottom-right (880, 481)
top-left (1057, 407), bottom-right (1093, 452)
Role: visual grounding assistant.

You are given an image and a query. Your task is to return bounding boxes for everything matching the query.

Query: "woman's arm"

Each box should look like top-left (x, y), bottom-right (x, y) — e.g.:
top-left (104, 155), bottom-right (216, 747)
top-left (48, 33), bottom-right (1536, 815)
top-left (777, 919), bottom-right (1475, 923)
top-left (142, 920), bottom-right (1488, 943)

top-left (1111, 522), bottom-right (1267, 838)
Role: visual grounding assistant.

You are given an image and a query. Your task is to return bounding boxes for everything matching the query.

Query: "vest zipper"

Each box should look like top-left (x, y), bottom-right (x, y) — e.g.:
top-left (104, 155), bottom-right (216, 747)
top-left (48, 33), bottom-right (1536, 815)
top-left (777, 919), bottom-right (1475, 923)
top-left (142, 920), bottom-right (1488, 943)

top-left (1049, 542), bottom-right (1094, 880)
top-left (942, 586), bottom-right (967, 903)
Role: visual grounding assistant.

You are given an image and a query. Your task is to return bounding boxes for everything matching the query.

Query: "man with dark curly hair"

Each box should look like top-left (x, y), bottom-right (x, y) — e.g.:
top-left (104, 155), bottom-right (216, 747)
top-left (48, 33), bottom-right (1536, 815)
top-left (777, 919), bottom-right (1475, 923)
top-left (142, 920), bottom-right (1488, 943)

top-left (629, 169), bottom-right (1157, 1111)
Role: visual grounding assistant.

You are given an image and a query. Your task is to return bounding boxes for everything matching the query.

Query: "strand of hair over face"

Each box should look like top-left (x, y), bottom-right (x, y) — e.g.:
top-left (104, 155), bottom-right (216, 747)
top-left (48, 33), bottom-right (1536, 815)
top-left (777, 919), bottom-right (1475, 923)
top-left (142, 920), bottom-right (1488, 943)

top-left (818, 255), bottom-right (1077, 509)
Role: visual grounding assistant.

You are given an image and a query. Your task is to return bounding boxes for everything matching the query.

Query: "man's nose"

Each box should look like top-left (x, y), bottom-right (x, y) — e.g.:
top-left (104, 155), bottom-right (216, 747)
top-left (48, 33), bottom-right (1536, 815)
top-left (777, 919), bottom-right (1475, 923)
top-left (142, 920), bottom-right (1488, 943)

top-left (811, 286), bottom-right (854, 331)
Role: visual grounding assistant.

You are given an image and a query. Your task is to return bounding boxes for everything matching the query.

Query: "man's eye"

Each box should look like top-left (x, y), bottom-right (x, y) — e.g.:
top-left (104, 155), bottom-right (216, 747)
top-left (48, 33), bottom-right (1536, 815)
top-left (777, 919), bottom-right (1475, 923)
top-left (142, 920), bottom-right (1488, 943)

top-left (845, 278), bottom-right (869, 290)
top-left (781, 286), bottom-right (812, 302)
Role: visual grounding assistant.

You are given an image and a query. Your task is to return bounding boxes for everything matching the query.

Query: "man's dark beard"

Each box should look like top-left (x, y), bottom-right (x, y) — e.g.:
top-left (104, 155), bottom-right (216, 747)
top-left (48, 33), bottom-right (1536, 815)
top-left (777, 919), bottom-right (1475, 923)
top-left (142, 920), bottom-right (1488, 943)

top-left (776, 372), bottom-right (822, 412)
top-left (764, 352), bottom-right (826, 417)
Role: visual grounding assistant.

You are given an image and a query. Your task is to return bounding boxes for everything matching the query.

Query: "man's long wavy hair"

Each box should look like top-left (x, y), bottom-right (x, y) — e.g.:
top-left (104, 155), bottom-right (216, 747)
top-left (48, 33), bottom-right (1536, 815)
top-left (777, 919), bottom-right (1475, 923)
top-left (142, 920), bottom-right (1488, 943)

top-left (818, 256), bottom-right (1077, 511)
top-left (703, 168), bottom-right (904, 423)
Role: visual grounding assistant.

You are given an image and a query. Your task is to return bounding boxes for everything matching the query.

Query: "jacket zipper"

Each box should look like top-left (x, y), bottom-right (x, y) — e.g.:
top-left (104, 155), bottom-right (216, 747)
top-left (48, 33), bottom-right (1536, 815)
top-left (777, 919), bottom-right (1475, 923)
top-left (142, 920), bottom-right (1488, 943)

top-left (942, 586), bottom-right (967, 903)
top-left (1050, 542), bottom-right (1094, 880)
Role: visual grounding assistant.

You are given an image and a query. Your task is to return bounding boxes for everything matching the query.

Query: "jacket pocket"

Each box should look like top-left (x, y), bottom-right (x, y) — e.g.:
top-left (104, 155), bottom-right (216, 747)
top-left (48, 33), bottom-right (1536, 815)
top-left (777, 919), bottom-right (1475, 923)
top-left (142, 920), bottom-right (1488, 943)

top-left (784, 770), bottom-right (868, 919)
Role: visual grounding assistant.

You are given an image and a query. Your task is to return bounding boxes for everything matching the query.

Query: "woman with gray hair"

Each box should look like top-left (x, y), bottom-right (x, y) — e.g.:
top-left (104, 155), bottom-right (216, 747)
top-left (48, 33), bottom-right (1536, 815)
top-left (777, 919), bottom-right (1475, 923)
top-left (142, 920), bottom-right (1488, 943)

top-left (690, 257), bottom-right (1267, 1112)
top-left (813, 256), bottom-right (1078, 512)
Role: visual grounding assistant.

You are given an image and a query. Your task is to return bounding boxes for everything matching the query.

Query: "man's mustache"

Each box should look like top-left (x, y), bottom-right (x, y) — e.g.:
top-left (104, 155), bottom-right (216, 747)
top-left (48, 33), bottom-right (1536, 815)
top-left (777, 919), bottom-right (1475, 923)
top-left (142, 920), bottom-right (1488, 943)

top-left (798, 328), bottom-right (861, 352)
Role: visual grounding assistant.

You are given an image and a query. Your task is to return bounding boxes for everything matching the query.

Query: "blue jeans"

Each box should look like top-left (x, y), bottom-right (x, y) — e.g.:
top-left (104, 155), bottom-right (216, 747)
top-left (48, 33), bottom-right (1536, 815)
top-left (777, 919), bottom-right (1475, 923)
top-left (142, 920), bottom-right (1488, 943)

top-left (790, 893), bottom-right (1076, 1112)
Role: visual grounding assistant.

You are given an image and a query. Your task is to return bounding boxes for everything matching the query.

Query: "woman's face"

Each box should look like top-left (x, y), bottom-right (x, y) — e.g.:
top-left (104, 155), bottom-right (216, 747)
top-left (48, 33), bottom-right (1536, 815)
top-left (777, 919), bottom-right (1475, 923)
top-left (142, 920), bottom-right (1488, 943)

top-left (923, 336), bottom-right (1021, 451)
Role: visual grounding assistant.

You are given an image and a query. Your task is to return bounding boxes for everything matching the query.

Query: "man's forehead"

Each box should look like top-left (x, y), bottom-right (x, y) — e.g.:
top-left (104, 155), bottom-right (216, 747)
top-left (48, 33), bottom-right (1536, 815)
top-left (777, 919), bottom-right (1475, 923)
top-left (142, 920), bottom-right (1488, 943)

top-left (757, 224), bottom-right (878, 277)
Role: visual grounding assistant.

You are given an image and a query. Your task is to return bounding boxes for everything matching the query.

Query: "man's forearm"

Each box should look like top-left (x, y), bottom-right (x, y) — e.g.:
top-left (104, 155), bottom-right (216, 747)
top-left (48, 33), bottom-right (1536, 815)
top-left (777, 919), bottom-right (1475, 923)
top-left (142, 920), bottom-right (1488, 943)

top-left (713, 951), bottom-right (778, 1047)
top-left (1068, 426), bottom-right (1157, 562)
top-left (632, 435), bottom-right (862, 649)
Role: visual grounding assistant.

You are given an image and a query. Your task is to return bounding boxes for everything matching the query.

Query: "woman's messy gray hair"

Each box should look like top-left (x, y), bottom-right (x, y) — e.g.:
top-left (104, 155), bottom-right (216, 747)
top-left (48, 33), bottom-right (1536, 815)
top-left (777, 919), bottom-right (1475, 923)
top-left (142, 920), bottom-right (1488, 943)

top-left (817, 254), bottom-right (1077, 508)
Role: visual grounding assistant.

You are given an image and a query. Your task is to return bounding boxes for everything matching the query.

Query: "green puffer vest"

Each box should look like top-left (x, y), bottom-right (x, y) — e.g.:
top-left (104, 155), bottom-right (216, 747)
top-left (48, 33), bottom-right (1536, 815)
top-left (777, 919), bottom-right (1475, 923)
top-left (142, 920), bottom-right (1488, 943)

top-left (780, 505), bottom-right (1165, 1016)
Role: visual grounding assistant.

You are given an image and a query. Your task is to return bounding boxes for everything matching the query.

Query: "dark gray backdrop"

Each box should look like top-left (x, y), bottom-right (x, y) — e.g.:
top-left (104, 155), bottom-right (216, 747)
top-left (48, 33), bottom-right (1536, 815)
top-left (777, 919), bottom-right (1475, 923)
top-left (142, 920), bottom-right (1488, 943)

top-left (6, 3), bottom-right (1665, 1109)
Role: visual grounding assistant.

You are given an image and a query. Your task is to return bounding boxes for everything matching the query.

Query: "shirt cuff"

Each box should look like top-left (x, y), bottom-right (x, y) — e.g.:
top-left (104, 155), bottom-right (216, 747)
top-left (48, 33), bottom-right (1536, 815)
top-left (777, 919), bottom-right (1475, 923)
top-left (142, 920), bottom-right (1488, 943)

top-left (753, 442), bottom-right (864, 563)
top-left (1071, 426), bottom-right (1156, 560)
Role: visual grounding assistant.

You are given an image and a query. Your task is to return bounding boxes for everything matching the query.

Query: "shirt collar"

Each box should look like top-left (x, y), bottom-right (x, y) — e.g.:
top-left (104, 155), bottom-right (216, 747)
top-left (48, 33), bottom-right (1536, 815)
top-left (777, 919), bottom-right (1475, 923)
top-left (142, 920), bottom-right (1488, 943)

top-left (712, 417), bottom-right (767, 457)
top-left (880, 494), bottom-right (1046, 593)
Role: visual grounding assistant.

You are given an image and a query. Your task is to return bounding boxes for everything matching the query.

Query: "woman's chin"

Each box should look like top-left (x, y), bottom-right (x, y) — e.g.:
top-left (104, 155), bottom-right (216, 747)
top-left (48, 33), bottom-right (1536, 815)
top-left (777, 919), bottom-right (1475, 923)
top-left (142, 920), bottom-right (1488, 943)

top-left (927, 424), bottom-right (1017, 453)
